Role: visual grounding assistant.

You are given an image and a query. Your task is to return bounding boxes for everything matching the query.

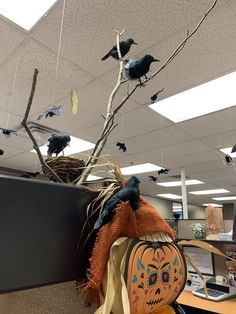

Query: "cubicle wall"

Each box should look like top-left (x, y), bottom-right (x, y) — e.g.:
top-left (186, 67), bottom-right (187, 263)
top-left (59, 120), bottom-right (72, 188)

top-left (177, 219), bottom-right (235, 278)
top-left (0, 174), bottom-right (99, 294)
top-left (177, 219), bottom-right (233, 239)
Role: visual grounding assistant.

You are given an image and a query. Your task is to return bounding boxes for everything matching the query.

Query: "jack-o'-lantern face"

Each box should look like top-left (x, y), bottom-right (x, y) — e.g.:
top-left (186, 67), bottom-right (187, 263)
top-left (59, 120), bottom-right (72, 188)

top-left (125, 240), bottom-right (187, 314)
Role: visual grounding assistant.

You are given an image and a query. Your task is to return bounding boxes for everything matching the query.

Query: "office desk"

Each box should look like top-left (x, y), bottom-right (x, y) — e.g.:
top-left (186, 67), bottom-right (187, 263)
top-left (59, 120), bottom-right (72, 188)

top-left (177, 290), bottom-right (236, 313)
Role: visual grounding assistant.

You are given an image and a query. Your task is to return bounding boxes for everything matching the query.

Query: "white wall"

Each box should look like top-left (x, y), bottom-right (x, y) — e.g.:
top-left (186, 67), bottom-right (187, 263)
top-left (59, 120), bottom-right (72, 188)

top-left (142, 195), bottom-right (173, 219)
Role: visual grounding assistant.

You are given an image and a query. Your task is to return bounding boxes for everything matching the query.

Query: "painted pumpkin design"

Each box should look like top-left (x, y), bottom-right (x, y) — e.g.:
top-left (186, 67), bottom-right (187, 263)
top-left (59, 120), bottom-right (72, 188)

top-left (124, 240), bottom-right (187, 314)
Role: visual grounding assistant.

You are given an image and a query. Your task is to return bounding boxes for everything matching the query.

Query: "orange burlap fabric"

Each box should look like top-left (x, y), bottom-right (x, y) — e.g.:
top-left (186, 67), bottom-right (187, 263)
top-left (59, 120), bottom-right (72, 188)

top-left (82, 196), bottom-right (175, 305)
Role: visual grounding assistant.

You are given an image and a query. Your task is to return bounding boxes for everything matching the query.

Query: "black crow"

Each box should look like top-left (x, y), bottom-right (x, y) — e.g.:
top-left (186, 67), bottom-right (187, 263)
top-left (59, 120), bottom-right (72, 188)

top-left (94, 176), bottom-right (140, 229)
top-left (47, 134), bottom-right (71, 156)
top-left (102, 38), bottom-right (137, 61)
top-left (123, 54), bottom-right (159, 85)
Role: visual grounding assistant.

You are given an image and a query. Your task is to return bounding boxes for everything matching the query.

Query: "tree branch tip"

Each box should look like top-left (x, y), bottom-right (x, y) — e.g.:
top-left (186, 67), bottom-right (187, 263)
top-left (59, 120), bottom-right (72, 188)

top-left (113, 28), bottom-right (125, 36)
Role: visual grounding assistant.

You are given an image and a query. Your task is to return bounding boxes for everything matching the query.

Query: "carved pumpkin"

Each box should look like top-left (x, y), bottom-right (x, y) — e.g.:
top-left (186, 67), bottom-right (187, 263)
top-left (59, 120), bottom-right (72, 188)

top-left (124, 240), bottom-right (187, 314)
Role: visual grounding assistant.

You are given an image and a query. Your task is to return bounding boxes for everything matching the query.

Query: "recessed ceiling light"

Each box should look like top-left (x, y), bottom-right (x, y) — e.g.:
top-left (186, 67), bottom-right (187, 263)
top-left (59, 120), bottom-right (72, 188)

top-left (202, 203), bottom-right (223, 207)
top-left (220, 147), bottom-right (236, 158)
top-left (31, 136), bottom-right (95, 156)
top-left (149, 71), bottom-right (236, 123)
top-left (189, 189), bottom-right (230, 195)
top-left (157, 179), bottom-right (204, 187)
top-left (213, 196), bottom-right (236, 201)
top-left (157, 193), bottom-right (182, 200)
top-left (86, 175), bottom-right (102, 181)
top-left (120, 163), bottom-right (162, 175)
top-left (0, 0), bottom-right (57, 31)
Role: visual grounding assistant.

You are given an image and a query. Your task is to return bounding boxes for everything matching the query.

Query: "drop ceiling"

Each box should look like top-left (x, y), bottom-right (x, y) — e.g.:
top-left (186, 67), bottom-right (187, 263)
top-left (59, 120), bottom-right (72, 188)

top-left (0, 0), bottom-right (236, 207)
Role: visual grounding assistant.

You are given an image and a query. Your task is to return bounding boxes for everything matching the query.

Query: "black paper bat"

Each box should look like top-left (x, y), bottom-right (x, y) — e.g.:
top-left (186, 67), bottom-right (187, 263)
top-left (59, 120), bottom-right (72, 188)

top-left (225, 154), bottom-right (233, 165)
top-left (116, 142), bottom-right (127, 152)
top-left (148, 175), bottom-right (158, 182)
top-left (150, 88), bottom-right (164, 103)
top-left (231, 144), bottom-right (236, 154)
top-left (0, 127), bottom-right (17, 137)
top-left (158, 168), bottom-right (170, 175)
top-left (0, 149), bottom-right (4, 155)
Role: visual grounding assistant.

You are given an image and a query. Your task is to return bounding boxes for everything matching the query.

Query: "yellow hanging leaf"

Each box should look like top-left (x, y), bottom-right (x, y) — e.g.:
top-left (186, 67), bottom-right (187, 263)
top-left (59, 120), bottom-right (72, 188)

top-left (71, 89), bottom-right (78, 115)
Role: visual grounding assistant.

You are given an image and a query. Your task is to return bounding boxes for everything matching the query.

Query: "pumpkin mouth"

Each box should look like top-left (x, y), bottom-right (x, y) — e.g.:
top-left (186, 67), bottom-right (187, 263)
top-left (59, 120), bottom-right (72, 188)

top-left (146, 297), bottom-right (164, 305)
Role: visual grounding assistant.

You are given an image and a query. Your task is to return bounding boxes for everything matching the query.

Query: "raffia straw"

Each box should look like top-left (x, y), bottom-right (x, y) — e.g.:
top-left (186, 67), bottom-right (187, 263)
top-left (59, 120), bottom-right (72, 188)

top-left (76, 182), bottom-right (120, 255)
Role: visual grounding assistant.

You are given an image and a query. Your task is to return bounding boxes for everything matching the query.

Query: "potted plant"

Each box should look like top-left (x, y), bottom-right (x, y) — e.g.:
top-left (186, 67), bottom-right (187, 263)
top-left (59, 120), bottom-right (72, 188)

top-left (191, 223), bottom-right (206, 239)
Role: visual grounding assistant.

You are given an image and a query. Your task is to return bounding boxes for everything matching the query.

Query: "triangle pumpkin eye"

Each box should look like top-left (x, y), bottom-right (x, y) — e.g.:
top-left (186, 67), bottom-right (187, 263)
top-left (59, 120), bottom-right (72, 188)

top-left (148, 272), bottom-right (158, 286)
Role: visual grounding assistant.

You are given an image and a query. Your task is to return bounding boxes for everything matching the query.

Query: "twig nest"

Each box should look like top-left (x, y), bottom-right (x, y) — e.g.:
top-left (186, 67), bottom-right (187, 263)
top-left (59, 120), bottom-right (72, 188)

top-left (44, 156), bottom-right (85, 183)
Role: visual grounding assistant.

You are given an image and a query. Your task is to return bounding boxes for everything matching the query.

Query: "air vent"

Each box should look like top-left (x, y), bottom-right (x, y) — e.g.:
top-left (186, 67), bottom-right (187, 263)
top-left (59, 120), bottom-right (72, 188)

top-left (16, 121), bottom-right (60, 142)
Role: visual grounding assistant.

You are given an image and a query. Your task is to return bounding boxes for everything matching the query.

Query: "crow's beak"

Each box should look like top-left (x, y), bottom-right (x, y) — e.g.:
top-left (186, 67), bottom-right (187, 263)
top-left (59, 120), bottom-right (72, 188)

top-left (153, 58), bottom-right (160, 62)
top-left (133, 42), bottom-right (138, 45)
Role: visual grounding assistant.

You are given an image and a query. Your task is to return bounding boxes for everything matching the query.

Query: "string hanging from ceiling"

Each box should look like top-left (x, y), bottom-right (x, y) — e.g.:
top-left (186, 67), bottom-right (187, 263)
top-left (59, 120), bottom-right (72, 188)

top-left (6, 55), bottom-right (20, 129)
top-left (51, 0), bottom-right (66, 105)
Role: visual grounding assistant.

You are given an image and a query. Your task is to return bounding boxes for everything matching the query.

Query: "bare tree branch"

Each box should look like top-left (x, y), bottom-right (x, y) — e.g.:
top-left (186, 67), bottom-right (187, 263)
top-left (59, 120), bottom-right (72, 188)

top-left (77, 29), bottom-right (125, 184)
top-left (21, 68), bottom-right (63, 183)
top-left (76, 0), bottom-right (218, 184)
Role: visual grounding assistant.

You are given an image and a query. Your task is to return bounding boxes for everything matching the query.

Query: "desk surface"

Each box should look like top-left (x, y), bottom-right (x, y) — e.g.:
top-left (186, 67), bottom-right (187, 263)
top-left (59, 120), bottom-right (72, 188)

top-left (177, 290), bottom-right (236, 313)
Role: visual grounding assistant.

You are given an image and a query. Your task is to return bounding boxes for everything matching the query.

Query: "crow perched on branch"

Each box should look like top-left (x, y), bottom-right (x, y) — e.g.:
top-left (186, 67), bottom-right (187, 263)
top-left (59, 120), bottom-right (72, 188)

top-left (102, 38), bottom-right (137, 61)
top-left (123, 54), bottom-right (159, 85)
top-left (94, 176), bottom-right (140, 229)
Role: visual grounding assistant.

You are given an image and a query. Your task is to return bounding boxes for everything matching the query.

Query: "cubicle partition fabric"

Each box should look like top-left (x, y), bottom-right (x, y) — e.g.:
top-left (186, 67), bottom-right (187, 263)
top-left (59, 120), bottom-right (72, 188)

top-left (0, 175), bottom-right (98, 293)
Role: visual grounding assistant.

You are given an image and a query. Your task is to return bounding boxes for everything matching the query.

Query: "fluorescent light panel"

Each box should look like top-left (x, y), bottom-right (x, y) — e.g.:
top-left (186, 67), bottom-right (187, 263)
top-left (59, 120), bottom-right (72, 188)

top-left (0, 0), bottom-right (57, 30)
top-left (120, 163), bottom-right (162, 175)
top-left (202, 203), bottom-right (223, 208)
top-left (31, 136), bottom-right (95, 156)
top-left (149, 71), bottom-right (236, 123)
top-left (157, 193), bottom-right (182, 200)
top-left (189, 189), bottom-right (230, 195)
top-left (157, 179), bottom-right (204, 187)
top-left (213, 196), bottom-right (236, 201)
top-left (220, 147), bottom-right (236, 158)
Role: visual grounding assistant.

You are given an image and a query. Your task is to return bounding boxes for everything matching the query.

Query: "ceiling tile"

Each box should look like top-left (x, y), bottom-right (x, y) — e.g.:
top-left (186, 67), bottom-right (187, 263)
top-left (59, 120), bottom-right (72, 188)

top-left (114, 125), bottom-right (193, 155)
top-left (0, 17), bottom-right (25, 64)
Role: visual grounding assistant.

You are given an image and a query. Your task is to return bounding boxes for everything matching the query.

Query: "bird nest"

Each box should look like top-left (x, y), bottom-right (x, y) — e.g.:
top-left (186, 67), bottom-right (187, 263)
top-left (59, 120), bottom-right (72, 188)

top-left (44, 156), bottom-right (85, 183)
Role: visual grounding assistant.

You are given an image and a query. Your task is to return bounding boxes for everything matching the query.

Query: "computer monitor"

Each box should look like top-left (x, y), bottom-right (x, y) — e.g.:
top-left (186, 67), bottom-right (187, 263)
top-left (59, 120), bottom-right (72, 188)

top-left (0, 174), bottom-right (99, 294)
top-left (182, 245), bottom-right (215, 276)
